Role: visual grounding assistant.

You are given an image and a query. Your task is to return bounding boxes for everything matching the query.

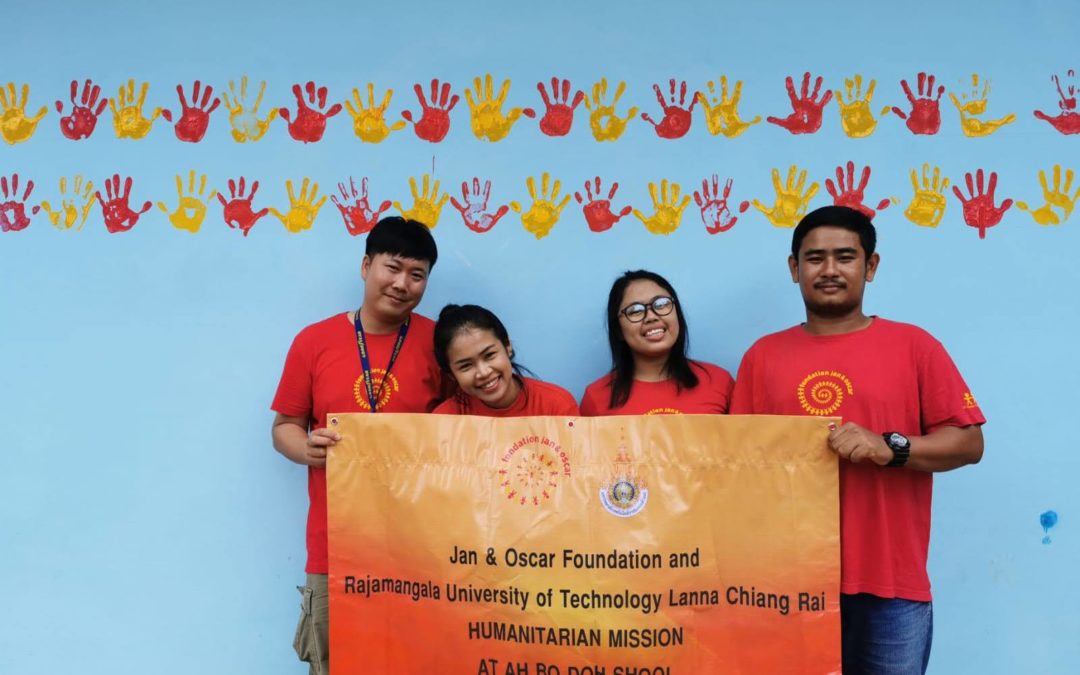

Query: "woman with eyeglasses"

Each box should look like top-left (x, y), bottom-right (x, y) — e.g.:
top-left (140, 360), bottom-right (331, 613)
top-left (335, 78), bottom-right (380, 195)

top-left (579, 270), bottom-right (733, 415)
top-left (432, 303), bottom-right (580, 416)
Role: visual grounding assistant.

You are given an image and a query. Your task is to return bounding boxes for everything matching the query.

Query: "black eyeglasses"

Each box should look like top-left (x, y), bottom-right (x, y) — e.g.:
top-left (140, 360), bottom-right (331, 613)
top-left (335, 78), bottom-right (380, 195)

top-left (620, 296), bottom-right (675, 323)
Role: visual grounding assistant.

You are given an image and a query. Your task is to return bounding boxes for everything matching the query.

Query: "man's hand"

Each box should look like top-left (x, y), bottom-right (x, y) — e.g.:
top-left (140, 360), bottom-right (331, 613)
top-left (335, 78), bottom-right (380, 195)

top-left (828, 422), bottom-right (893, 465)
top-left (272, 414), bottom-right (340, 469)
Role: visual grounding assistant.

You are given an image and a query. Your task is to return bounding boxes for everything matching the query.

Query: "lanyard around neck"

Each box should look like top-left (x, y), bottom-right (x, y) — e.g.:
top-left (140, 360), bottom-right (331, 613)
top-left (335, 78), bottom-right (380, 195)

top-left (354, 310), bottom-right (410, 413)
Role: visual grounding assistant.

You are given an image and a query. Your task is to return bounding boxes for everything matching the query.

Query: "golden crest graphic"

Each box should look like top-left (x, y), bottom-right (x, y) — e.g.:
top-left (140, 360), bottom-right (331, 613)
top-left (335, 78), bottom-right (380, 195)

top-left (498, 434), bottom-right (571, 507)
top-left (599, 445), bottom-right (648, 518)
top-left (797, 370), bottom-right (854, 416)
top-left (353, 368), bottom-right (400, 411)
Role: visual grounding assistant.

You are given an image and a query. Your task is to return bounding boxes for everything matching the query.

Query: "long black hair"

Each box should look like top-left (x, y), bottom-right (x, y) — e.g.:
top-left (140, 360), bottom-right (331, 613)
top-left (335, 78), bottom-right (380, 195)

top-left (605, 270), bottom-right (699, 409)
top-left (434, 303), bottom-right (531, 413)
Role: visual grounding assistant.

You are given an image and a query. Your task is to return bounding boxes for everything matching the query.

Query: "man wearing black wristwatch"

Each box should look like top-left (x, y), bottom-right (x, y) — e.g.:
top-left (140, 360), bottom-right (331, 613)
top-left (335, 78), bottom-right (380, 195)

top-left (270, 217), bottom-right (445, 675)
top-left (730, 206), bottom-right (986, 675)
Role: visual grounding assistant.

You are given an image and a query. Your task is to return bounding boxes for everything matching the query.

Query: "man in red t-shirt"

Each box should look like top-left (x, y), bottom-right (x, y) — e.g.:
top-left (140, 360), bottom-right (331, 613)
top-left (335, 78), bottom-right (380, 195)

top-left (729, 206), bottom-right (985, 675)
top-left (270, 217), bottom-right (444, 675)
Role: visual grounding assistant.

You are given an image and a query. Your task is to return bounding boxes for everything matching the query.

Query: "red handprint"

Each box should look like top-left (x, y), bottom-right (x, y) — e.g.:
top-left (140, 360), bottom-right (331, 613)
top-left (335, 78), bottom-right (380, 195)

top-left (889, 72), bottom-right (945, 135)
top-left (693, 175), bottom-right (747, 234)
top-left (400, 79), bottom-right (459, 143)
top-left (280, 81), bottom-right (342, 143)
top-left (536, 77), bottom-right (584, 137)
top-left (574, 177), bottom-right (632, 232)
top-left (641, 79), bottom-right (698, 139)
top-left (217, 177), bottom-right (269, 237)
top-left (331, 177), bottom-right (392, 236)
top-left (450, 177), bottom-right (509, 233)
top-left (825, 161), bottom-right (892, 219)
top-left (1034, 70), bottom-right (1080, 135)
top-left (767, 72), bottom-right (833, 135)
top-left (55, 79), bottom-right (108, 141)
top-left (161, 81), bottom-right (220, 143)
top-left (0, 174), bottom-right (40, 232)
top-left (95, 174), bottom-right (151, 234)
top-left (951, 169), bottom-right (1013, 239)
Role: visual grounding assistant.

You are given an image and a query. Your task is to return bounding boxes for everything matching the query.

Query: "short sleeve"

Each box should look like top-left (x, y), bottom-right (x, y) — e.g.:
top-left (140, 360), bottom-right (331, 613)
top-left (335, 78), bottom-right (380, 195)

top-left (728, 348), bottom-right (757, 415)
top-left (271, 331), bottom-right (314, 420)
top-left (918, 338), bottom-right (986, 432)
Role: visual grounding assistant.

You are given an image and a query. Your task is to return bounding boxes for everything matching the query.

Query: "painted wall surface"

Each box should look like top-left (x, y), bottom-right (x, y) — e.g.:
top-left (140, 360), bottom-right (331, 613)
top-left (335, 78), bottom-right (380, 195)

top-left (1, 1), bottom-right (1075, 672)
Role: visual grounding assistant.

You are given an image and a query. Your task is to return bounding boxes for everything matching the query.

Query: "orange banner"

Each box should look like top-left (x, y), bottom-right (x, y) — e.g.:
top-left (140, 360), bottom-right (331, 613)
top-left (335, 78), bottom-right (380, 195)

top-left (327, 413), bottom-right (839, 675)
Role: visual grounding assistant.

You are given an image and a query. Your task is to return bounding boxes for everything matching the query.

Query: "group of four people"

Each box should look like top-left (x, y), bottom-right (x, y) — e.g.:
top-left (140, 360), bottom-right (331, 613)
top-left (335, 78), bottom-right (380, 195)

top-left (271, 206), bottom-right (986, 675)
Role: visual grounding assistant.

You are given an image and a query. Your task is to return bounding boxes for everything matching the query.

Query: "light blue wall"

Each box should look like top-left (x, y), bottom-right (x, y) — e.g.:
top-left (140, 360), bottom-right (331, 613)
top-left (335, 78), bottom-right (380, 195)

top-left (1, 1), bottom-right (1075, 672)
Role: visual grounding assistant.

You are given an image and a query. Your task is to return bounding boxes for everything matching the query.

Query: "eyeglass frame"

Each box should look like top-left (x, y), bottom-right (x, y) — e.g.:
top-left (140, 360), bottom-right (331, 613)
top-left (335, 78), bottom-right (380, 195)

top-left (619, 295), bottom-right (676, 323)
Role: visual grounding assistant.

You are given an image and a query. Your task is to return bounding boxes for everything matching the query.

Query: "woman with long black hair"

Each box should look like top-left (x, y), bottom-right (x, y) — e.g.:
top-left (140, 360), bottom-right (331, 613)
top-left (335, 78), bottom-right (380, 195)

top-left (579, 270), bottom-right (733, 415)
top-left (432, 303), bottom-right (579, 416)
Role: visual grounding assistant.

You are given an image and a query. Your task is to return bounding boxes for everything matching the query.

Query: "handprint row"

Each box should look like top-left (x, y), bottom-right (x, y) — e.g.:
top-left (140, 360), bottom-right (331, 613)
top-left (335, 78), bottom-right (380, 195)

top-left (3, 163), bottom-right (1072, 239)
top-left (2, 70), bottom-right (1077, 145)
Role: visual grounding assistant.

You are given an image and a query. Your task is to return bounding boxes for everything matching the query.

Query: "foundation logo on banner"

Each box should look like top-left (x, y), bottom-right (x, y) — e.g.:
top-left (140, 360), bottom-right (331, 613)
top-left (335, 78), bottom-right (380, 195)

top-left (599, 447), bottom-right (648, 517)
top-left (797, 370), bottom-right (854, 416)
top-left (497, 433), bottom-right (572, 506)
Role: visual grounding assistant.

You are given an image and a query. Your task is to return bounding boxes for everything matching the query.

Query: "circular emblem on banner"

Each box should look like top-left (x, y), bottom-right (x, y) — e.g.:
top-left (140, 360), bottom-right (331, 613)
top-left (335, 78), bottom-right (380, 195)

top-left (353, 368), bottom-right (400, 411)
top-left (600, 449), bottom-right (648, 517)
top-left (797, 370), bottom-right (854, 416)
top-left (497, 434), bottom-right (572, 507)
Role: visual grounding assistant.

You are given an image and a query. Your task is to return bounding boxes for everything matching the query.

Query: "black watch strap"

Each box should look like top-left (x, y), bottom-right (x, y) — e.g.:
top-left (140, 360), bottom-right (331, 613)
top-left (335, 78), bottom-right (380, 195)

top-left (883, 432), bottom-right (910, 467)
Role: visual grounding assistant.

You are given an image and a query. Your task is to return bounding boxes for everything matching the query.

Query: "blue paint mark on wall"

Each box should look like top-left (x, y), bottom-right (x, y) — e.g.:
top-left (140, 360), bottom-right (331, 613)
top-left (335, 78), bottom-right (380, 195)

top-left (1040, 510), bottom-right (1059, 545)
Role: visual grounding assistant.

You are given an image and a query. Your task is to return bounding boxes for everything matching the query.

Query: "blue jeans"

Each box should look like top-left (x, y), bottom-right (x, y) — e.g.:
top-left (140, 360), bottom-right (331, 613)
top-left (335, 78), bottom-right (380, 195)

top-left (841, 593), bottom-right (933, 675)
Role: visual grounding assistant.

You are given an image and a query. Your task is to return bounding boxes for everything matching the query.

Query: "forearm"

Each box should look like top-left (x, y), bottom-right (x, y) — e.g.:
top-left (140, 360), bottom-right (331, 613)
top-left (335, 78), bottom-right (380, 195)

top-left (272, 418), bottom-right (316, 466)
top-left (905, 425), bottom-right (984, 473)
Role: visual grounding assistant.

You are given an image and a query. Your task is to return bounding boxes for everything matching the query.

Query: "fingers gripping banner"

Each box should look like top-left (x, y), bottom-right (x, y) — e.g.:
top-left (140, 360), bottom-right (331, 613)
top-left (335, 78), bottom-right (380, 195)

top-left (326, 414), bottom-right (840, 675)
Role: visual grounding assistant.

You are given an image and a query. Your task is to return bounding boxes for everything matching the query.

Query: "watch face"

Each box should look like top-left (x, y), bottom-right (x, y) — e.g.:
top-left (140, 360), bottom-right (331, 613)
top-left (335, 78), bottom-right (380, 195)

top-left (889, 433), bottom-right (909, 449)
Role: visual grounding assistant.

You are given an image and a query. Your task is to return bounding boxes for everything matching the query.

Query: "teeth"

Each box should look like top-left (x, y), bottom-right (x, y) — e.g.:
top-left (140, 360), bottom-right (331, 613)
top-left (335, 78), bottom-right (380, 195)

top-left (645, 328), bottom-right (664, 337)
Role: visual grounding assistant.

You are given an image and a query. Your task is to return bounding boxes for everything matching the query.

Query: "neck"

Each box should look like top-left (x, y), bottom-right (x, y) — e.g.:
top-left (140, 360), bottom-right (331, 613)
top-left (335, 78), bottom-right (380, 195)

top-left (802, 309), bottom-right (872, 336)
top-left (632, 353), bottom-right (670, 382)
top-left (356, 305), bottom-right (407, 335)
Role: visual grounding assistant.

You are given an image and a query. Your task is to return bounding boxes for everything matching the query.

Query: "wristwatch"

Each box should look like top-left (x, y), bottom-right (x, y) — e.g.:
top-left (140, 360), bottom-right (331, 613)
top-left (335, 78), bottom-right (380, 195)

top-left (882, 432), bottom-right (911, 467)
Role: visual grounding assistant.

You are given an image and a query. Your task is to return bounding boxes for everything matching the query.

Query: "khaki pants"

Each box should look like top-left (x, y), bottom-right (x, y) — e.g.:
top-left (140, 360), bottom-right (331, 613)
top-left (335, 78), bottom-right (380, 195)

top-left (293, 574), bottom-right (329, 675)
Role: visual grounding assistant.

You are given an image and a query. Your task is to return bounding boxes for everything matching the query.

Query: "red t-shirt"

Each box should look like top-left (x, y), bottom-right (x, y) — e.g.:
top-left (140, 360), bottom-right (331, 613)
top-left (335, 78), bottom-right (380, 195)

top-left (729, 318), bottom-right (986, 601)
top-left (271, 312), bottom-right (443, 574)
top-left (432, 377), bottom-right (579, 416)
top-left (578, 361), bottom-right (734, 415)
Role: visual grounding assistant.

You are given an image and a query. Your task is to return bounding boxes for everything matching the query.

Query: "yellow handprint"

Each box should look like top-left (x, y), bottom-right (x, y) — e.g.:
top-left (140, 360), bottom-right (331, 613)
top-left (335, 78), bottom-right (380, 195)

top-left (39, 176), bottom-right (96, 231)
top-left (510, 172), bottom-right (571, 239)
top-left (344, 83), bottom-right (406, 143)
top-left (464, 74), bottom-right (536, 142)
top-left (583, 78), bottom-right (638, 142)
top-left (903, 164), bottom-right (950, 228)
top-left (948, 73), bottom-right (1016, 137)
top-left (269, 178), bottom-right (327, 233)
top-left (1016, 165), bottom-right (1080, 226)
top-left (698, 76), bottom-right (761, 138)
top-left (221, 75), bottom-right (278, 143)
top-left (751, 166), bottom-right (820, 228)
top-left (393, 174), bottom-right (449, 228)
top-left (633, 179), bottom-right (691, 236)
top-left (110, 79), bottom-right (164, 140)
top-left (835, 74), bottom-right (884, 138)
top-left (156, 171), bottom-right (217, 233)
top-left (0, 82), bottom-right (48, 144)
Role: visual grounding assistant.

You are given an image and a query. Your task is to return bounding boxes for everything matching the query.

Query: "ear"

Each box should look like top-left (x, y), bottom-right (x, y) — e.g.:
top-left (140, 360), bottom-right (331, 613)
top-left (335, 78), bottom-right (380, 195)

top-left (865, 252), bottom-right (880, 282)
top-left (360, 254), bottom-right (372, 281)
top-left (788, 254), bottom-right (799, 283)
top-left (506, 341), bottom-right (514, 360)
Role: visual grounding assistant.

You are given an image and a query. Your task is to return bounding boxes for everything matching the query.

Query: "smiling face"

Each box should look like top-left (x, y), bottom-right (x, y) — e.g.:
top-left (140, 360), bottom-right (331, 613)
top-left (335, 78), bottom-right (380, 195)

top-left (445, 327), bottom-right (521, 409)
top-left (360, 253), bottom-right (430, 329)
top-left (617, 279), bottom-right (680, 364)
top-left (789, 225), bottom-right (879, 319)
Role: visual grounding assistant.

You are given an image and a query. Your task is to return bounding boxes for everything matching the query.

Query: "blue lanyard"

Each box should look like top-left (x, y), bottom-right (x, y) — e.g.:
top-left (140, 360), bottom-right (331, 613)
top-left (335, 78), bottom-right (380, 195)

top-left (354, 311), bottom-right (410, 413)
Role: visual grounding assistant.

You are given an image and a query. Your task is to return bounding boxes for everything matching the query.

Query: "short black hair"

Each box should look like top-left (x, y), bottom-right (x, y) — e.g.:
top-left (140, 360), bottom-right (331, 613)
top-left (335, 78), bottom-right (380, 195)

top-left (365, 216), bottom-right (438, 268)
top-left (791, 206), bottom-right (876, 260)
